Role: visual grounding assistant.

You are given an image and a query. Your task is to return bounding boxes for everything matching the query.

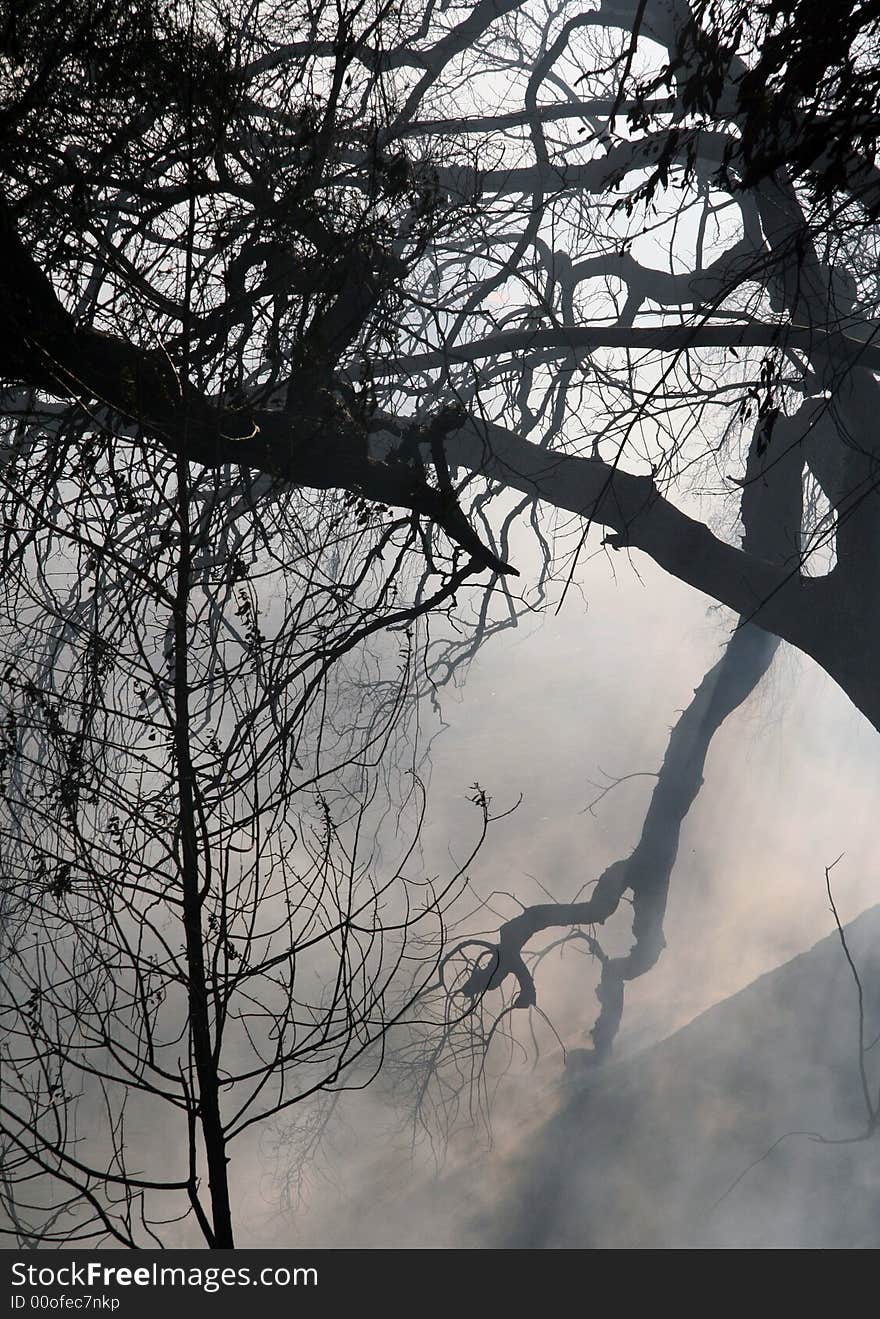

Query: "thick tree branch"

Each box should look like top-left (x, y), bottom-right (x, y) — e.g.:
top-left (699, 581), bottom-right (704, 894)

top-left (375, 320), bottom-right (880, 374)
top-left (459, 401), bottom-right (803, 1060)
top-left (0, 198), bottom-right (513, 575)
top-left (445, 416), bottom-right (820, 650)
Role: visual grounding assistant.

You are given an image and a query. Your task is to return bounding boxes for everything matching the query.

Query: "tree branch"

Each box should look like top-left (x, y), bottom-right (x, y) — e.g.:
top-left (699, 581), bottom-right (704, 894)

top-left (0, 197), bottom-right (513, 575)
top-left (445, 415), bottom-right (820, 648)
top-left (374, 320), bottom-right (880, 374)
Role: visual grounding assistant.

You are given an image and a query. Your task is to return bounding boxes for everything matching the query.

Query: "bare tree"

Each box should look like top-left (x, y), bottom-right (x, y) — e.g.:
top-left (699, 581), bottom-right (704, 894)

top-left (0, 0), bottom-right (501, 1248)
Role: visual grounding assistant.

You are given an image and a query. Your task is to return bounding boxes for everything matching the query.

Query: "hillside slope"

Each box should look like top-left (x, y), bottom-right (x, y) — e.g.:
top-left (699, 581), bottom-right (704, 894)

top-left (482, 905), bottom-right (880, 1248)
top-left (293, 906), bottom-right (880, 1247)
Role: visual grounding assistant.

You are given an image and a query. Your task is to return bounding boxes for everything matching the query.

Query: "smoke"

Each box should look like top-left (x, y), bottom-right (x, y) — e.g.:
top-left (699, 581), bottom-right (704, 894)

top-left (259, 544), bottom-right (880, 1248)
top-left (481, 904), bottom-right (880, 1249)
top-left (10, 535), bottom-right (875, 1249)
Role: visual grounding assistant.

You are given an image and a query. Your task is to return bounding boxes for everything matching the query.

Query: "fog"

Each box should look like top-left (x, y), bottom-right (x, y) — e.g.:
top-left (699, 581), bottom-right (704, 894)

top-left (228, 538), bottom-right (880, 1249)
top-left (7, 501), bottom-right (875, 1252)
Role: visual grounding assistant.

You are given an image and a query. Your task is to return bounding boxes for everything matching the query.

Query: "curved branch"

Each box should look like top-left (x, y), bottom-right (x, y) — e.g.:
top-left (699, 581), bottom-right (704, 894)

top-left (460, 401), bottom-right (805, 1061)
top-left (377, 320), bottom-right (880, 374)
